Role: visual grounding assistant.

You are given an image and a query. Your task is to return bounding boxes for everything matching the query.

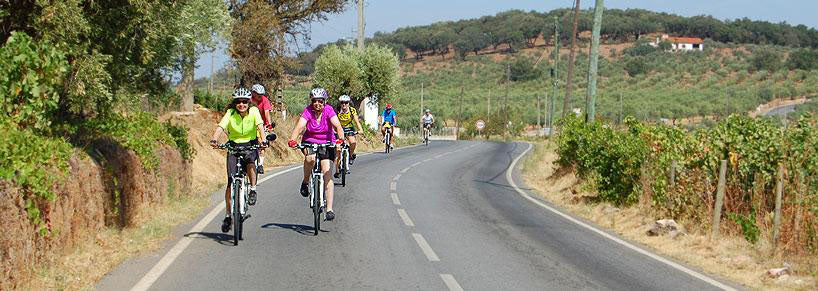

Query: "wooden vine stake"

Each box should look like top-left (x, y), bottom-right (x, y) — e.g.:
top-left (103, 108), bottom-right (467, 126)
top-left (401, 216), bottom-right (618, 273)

top-left (711, 160), bottom-right (727, 240)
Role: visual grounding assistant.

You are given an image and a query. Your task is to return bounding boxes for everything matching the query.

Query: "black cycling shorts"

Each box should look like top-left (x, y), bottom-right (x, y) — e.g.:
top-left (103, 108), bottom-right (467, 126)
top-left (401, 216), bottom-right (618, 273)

top-left (226, 141), bottom-right (259, 184)
top-left (302, 143), bottom-right (336, 161)
top-left (343, 127), bottom-right (357, 136)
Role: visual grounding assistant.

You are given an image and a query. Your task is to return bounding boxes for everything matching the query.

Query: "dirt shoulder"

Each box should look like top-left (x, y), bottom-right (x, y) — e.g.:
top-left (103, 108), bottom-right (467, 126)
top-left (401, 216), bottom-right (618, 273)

top-left (520, 141), bottom-right (816, 290)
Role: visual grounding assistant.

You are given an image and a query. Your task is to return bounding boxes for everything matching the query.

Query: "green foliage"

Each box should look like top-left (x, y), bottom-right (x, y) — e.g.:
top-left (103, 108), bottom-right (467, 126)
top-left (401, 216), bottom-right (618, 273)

top-left (623, 44), bottom-right (657, 57)
top-left (728, 212), bottom-right (760, 244)
top-left (624, 57), bottom-right (650, 76)
top-left (509, 58), bottom-right (542, 82)
top-left (787, 48), bottom-right (818, 70)
top-left (0, 32), bottom-right (67, 132)
top-left (556, 115), bottom-right (648, 205)
top-left (80, 112), bottom-right (194, 169)
top-left (0, 119), bottom-right (72, 234)
top-left (194, 89), bottom-right (231, 112)
top-left (313, 44), bottom-right (400, 106)
top-left (749, 49), bottom-right (783, 72)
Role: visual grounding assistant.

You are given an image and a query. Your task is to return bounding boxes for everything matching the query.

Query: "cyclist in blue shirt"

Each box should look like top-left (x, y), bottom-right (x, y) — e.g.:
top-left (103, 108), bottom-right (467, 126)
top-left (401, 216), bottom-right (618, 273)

top-left (380, 104), bottom-right (397, 149)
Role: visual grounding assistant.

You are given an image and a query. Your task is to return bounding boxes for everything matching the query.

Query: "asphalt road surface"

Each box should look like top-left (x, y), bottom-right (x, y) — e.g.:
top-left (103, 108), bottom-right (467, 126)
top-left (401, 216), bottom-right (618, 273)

top-left (97, 140), bottom-right (737, 291)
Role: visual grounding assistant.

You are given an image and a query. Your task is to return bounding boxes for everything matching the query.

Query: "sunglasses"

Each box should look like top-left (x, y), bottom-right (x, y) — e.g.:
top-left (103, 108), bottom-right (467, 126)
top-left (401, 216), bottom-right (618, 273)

top-left (340, 102), bottom-right (349, 105)
top-left (236, 100), bottom-right (250, 105)
top-left (311, 99), bottom-right (325, 104)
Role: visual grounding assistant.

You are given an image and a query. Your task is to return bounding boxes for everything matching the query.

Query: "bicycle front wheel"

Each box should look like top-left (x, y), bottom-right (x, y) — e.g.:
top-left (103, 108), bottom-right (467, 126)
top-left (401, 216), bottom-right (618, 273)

top-left (341, 150), bottom-right (347, 187)
top-left (232, 180), bottom-right (241, 246)
top-left (312, 176), bottom-right (321, 236)
top-left (385, 133), bottom-right (391, 153)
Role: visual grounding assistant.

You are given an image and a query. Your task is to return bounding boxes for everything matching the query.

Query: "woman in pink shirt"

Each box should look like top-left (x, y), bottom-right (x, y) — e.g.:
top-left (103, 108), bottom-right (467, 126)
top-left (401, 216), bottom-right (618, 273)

top-left (287, 88), bottom-right (345, 220)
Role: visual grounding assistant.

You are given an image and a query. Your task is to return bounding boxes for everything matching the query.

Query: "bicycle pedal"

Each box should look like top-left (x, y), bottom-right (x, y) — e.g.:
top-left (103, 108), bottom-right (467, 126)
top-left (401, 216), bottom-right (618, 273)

top-left (241, 214), bottom-right (251, 222)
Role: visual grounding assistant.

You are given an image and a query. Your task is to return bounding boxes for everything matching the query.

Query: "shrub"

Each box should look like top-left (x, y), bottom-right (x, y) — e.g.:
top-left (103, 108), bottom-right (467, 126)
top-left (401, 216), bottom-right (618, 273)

top-left (624, 58), bottom-right (650, 76)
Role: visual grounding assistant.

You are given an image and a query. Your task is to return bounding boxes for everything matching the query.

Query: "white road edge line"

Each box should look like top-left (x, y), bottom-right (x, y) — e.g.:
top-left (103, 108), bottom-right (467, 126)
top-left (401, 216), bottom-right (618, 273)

top-left (391, 193), bottom-right (401, 205)
top-left (411, 161), bottom-right (422, 167)
top-left (412, 233), bottom-right (440, 261)
top-left (393, 174), bottom-right (401, 181)
top-left (423, 158), bottom-right (432, 162)
top-left (130, 165), bottom-right (302, 291)
top-left (439, 274), bottom-right (464, 291)
top-left (397, 209), bottom-right (415, 227)
top-left (400, 167), bottom-right (411, 173)
top-left (505, 143), bottom-right (735, 291)
top-left (434, 154), bottom-right (445, 159)
top-left (390, 181), bottom-right (397, 191)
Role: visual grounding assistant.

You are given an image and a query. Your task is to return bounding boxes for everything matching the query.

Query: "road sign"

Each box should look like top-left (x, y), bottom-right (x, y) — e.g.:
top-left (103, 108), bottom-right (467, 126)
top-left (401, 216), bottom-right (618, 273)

top-left (476, 120), bottom-right (485, 130)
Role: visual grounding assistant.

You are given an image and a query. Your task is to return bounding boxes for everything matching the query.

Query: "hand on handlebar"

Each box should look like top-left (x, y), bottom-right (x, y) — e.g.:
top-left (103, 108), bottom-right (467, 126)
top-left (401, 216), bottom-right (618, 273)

top-left (288, 139), bottom-right (298, 148)
top-left (209, 140), bottom-right (219, 149)
top-left (335, 139), bottom-right (345, 145)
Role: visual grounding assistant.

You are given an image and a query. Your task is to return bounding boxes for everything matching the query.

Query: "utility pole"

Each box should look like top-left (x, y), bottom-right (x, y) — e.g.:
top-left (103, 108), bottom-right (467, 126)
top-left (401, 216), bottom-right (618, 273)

top-left (208, 50), bottom-right (214, 94)
top-left (420, 82), bottom-right (424, 129)
top-left (357, 0), bottom-right (365, 50)
top-left (586, 0), bottom-right (604, 122)
top-left (564, 0), bottom-right (581, 119)
top-left (548, 16), bottom-right (559, 137)
top-left (487, 88), bottom-right (491, 124)
top-left (505, 63), bottom-right (510, 112)
top-left (457, 85), bottom-right (464, 138)
top-left (537, 95), bottom-right (541, 128)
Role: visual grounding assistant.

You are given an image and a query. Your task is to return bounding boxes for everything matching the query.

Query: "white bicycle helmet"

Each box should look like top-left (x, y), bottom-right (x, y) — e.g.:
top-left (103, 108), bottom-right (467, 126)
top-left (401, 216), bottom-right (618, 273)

top-left (425, 109), bottom-right (431, 113)
top-left (232, 88), bottom-right (252, 99)
top-left (339, 95), bottom-right (351, 102)
top-left (251, 84), bottom-right (266, 95)
top-left (310, 88), bottom-right (329, 99)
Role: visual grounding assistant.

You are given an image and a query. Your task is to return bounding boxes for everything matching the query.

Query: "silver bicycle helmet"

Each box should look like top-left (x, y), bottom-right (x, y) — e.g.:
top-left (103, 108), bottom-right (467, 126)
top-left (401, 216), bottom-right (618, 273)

top-left (232, 88), bottom-right (252, 99)
top-left (310, 88), bottom-right (329, 99)
top-left (251, 84), bottom-right (266, 95)
top-left (339, 95), bottom-right (351, 102)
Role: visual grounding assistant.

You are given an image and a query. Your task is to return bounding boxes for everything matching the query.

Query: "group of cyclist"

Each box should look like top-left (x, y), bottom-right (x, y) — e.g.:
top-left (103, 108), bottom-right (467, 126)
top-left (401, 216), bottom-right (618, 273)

top-left (209, 84), bottom-right (433, 233)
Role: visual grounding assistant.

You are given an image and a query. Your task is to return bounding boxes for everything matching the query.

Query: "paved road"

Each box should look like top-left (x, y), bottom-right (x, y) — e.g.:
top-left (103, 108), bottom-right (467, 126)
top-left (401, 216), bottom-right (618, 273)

top-left (97, 141), bottom-right (736, 291)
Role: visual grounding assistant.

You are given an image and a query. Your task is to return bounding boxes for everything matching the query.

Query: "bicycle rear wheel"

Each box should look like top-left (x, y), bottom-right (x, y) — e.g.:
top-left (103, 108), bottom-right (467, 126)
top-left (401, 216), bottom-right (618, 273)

top-left (312, 176), bottom-right (321, 236)
top-left (341, 150), bottom-right (347, 187)
top-left (232, 180), bottom-right (241, 246)
top-left (385, 133), bottom-right (391, 153)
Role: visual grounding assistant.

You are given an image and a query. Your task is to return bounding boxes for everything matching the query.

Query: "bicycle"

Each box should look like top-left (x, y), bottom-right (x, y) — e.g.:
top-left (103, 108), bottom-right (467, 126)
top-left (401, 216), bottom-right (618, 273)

top-left (383, 123), bottom-right (393, 154)
top-left (217, 142), bottom-right (262, 245)
top-left (338, 140), bottom-right (352, 187)
top-left (422, 124), bottom-right (432, 146)
top-left (296, 142), bottom-right (335, 236)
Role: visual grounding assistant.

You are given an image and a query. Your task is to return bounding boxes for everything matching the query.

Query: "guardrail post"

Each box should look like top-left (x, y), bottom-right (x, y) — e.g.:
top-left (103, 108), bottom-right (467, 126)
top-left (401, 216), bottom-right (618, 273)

top-left (711, 160), bottom-right (727, 239)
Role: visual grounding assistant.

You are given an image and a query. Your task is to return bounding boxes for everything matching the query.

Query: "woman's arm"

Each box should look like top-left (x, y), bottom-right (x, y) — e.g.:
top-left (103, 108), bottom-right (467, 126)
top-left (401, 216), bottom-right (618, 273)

top-left (330, 116), bottom-right (345, 141)
top-left (288, 117), bottom-right (308, 142)
top-left (210, 127), bottom-right (225, 147)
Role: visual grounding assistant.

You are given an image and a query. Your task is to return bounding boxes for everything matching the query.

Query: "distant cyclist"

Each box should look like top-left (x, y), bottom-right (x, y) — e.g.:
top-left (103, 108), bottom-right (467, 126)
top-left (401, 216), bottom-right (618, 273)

top-left (251, 84), bottom-right (274, 174)
top-left (380, 104), bottom-right (397, 149)
top-left (334, 95), bottom-right (363, 178)
top-left (209, 88), bottom-right (266, 233)
top-left (287, 88), bottom-right (345, 221)
top-left (421, 109), bottom-right (434, 139)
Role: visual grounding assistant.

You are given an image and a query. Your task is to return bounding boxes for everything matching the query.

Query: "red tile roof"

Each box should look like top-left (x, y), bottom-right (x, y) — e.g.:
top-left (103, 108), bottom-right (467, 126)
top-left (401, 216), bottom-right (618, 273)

top-left (667, 37), bottom-right (704, 44)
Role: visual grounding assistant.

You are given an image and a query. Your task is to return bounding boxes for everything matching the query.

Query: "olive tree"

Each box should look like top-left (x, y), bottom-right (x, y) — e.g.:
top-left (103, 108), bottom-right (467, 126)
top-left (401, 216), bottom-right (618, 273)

top-left (313, 44), bottom-right (400, 107)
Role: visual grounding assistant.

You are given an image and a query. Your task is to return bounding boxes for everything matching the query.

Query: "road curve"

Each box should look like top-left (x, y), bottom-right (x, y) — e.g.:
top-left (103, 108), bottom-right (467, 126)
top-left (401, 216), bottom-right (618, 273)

top-left (97, 141), bottom-right (737, 291)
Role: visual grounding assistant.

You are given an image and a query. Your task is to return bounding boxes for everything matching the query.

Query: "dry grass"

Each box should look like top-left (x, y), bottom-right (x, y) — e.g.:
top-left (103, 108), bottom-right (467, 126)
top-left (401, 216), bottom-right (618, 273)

top-left (521, 141), bottom-right (817, 290)
top-left (26, 191), bottom-right (209, 290)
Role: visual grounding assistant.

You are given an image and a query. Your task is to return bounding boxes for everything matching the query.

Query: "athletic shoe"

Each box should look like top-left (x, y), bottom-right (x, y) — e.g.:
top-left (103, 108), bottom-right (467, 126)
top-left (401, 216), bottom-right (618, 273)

top-left (300, 182), bottom-right (309, 197)
top-left (334, 172), bottom-right (340, 179)
top-left (221, 216), bottom-right (232, 233)
top-left (326, 211), bottom-right (335, 221)
top-left (350, 154), bottom-right (356, 165)
top-left (248, 189), bottom-right (257, 206)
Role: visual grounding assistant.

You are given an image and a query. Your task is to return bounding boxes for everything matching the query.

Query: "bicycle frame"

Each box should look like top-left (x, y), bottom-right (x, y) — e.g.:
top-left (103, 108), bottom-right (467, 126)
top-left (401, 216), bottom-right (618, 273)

top-left (296, 142), bottom-right (333, 235)
top-left (219, 143), bottom-right (261, 245)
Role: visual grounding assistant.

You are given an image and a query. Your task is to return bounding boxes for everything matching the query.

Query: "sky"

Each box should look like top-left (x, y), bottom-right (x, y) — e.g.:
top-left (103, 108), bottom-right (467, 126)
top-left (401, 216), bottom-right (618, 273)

top-left (195, 0), bottom-right (818, 78)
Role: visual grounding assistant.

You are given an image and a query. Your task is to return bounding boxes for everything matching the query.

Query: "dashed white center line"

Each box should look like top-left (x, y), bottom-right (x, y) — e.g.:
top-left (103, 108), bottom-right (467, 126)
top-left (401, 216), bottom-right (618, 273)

top-left (423, 158), bottom-right (432, 162)
top-left (412, 233), bottom-right (440, 261)
top-left (434, 154), bottom-right (445, 158)
top-left (439, 274), bottom-right (464, 291)
top-left (400, 167), bottom-right (411, 173)
top-left (411, 161), bottom-right (422, 167)
top-left (390, 193), bottom-right (401, 205)
top-left (397, 209), bottom-right (415, 227)
top-left (393, 174), bottom-right (401, 181)
top-left (389, 181), bottom-right (397, 191)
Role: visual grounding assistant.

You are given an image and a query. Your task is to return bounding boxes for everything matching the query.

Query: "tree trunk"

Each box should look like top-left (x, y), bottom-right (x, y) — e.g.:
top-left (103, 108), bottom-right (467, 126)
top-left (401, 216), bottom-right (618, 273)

top-left (178, 56), bottom-right (196, 112)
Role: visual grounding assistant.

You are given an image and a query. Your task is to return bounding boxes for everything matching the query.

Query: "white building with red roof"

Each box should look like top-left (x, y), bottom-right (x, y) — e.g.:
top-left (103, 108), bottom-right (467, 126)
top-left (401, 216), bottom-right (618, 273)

top-left (650, 34), bottom-right (704, 51)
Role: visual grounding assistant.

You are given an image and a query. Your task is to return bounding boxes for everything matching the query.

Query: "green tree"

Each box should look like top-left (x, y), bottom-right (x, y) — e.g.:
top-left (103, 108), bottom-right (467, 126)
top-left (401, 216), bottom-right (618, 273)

top-left (175, 0), bottom-right (232, 111)
top-left (749, 48), bottom-right (783, 72)
top-left (313, 44), bottom-right (400, 107)
top-left (787, 48), bottom-right (818, 70)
